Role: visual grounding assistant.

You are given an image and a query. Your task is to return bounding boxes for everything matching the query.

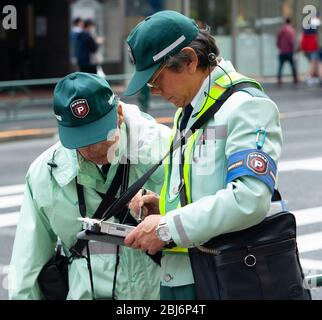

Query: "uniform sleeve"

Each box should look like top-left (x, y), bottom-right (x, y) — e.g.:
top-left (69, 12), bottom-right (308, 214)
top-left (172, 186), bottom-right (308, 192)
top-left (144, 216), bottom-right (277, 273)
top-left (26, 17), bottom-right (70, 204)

top-left (166, 97), bottom-right (283, 247)
top-left (8, 176), bottom-right (57, 300)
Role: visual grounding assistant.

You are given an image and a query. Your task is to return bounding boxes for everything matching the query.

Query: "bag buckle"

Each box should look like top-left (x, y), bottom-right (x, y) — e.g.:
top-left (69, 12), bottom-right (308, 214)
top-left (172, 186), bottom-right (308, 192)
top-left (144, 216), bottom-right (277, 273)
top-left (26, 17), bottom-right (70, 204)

top-left (244, 254), bottom-right (257, 267)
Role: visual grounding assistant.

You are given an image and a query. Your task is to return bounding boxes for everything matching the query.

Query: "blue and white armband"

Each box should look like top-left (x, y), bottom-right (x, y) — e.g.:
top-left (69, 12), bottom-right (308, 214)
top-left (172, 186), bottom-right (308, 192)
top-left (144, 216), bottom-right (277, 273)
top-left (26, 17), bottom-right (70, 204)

top-left (226, 149), bottom-right (277, 193)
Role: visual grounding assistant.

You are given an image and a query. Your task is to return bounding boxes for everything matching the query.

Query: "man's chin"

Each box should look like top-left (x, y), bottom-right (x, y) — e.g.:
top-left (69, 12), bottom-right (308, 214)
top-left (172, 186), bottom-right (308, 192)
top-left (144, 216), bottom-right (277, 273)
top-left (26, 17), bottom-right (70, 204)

top-left (168, 98), bottom-right (184, 108)
top-left (169, 101), bottom-right (182, 108)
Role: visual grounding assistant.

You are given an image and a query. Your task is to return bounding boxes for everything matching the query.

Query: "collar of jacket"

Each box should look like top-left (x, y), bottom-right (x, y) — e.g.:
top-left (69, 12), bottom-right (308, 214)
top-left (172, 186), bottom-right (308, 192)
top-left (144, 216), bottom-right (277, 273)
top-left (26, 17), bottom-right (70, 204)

top-left (190, 58), bottom-right (236, 118)
top-left (50, 121), bottom-right (128, 193)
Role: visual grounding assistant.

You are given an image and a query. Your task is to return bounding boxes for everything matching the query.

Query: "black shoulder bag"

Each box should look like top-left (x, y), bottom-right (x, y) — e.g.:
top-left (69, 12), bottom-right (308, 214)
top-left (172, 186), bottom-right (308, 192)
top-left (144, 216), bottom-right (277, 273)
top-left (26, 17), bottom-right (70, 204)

top-left (187, 192), bottom-right (311, 300)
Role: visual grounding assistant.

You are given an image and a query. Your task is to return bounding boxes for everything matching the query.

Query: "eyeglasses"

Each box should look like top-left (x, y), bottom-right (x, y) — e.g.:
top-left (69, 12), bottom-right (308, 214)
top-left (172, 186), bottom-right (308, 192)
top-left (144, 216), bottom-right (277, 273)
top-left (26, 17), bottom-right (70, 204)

top-left (147, 63), bottom-right (167, 89)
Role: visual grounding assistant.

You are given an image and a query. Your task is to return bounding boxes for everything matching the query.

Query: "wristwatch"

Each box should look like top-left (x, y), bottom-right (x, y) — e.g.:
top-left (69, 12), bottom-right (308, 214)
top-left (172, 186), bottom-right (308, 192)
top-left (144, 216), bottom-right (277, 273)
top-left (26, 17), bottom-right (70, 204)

top-left (156, 216), bottom-right (172, 242)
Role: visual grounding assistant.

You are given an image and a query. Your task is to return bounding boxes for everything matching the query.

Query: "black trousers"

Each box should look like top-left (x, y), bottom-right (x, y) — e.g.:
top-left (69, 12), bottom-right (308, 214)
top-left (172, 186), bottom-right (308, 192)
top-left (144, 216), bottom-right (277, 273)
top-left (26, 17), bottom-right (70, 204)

top-left (277, 53), bottom-right (298, 82)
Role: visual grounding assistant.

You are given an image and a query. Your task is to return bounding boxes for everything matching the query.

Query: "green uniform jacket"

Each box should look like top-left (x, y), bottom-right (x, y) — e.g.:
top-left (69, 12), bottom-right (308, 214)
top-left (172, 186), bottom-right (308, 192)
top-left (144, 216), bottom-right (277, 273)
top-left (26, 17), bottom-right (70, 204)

top-left (161, 60), bottom-right (283, 287)
top-left (9, 102), bottom-right (171, 300)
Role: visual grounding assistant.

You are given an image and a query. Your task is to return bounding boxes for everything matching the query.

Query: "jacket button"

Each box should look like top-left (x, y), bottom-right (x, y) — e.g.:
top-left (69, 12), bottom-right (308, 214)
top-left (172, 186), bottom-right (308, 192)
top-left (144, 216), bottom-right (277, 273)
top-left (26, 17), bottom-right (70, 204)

top-left (172, 186), bottom-right (178, 194)
top-left (164, 274), bottom-right (173, 282)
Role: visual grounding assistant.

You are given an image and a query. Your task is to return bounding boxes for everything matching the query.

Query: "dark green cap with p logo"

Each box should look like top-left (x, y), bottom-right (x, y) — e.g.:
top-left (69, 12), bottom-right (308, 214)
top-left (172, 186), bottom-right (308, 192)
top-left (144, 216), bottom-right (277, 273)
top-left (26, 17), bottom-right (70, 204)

top-left (124, 10), bottom-right (199, 96)
top-left (53, 72), bottom-right (118, 149)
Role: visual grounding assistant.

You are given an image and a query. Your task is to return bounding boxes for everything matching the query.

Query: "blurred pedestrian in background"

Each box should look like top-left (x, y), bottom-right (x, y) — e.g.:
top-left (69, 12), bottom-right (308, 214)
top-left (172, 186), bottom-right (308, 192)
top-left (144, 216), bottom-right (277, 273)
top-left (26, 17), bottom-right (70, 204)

top-left (75, 19), bottom-right (104, 74)
top-left (276, 17), bottom-right (298, 85)
top-left (300, 13), bottom-right (321, 85)
top-left (319, 46), bottom-right (322, 85)
top-left (70, 17), bottom-right (84, 71)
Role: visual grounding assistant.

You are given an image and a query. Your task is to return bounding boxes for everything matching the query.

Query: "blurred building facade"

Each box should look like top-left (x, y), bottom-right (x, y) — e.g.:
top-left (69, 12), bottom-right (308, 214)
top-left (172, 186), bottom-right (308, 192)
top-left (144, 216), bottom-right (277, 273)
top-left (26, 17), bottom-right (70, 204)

top-left (1, 0), bottom-right (321, 81)
top-left (0, 0), bottom-right (70, 81)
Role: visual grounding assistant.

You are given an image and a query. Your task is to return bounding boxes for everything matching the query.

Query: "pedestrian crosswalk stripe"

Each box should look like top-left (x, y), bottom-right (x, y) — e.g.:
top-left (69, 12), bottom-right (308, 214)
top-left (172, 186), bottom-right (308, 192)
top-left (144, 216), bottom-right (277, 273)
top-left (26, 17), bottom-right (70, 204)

top-left (0, 264), bottom-right (9, 275)
top-left (281, 108), bottom-right (322, 120)
top-left (0, 194), bottom-right (23, 210)
top-left (294, 207), bottom-right (322, 226)
top-left (0, 184), bottom-right (24, 196)
top-left (297, 232), bottom-right (322, 254)
top-left (0, 212), bottom-right (19, 228)
top-left (300, 259), bottom-right (322, 271)
top-left (279, 157), bottom-right (322, 172)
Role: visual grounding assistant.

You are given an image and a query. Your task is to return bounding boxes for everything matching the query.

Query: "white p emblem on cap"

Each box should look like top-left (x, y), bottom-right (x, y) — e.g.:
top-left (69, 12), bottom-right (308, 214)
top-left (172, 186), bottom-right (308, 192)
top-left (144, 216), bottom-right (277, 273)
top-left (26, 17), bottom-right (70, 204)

top-left (70, 99), bottom-right (90, 118)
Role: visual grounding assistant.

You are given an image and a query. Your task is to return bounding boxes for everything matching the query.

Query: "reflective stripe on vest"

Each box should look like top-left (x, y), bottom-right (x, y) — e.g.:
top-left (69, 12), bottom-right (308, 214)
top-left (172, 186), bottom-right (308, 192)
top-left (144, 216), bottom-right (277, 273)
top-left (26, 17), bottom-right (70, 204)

top-left (159, 71), bottom-right (262, 253)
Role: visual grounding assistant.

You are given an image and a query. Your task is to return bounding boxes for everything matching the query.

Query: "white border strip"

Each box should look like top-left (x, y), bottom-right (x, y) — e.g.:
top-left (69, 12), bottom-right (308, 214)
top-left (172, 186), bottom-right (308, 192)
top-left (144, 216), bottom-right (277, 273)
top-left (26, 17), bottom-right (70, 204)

top-left (153, 35), bottom-right (186, 61)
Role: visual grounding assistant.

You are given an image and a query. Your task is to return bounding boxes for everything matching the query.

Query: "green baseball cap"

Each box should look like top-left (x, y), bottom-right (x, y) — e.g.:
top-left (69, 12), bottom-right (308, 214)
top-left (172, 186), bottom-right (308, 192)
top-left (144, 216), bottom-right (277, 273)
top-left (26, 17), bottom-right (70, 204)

top-left (124, 10), bottom-right (199, 96)
top-left (53, 72), bottom-right (118, 149)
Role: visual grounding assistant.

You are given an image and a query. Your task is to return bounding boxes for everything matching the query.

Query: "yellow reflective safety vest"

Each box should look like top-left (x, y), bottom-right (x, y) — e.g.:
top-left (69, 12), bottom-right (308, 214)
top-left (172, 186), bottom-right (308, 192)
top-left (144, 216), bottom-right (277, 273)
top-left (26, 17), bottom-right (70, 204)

top-left (159, 71), bottom-right (263, 253)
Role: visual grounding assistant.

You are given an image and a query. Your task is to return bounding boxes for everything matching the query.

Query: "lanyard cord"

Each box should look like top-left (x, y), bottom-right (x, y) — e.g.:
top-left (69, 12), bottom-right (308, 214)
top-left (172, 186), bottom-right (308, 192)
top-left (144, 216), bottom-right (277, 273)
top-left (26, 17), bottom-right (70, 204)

top-left (112, 245), bottom-right (120, 300)
top-left (111, 158), bottom-right (129, 300)
top-left (85, 242), bottom-right (96, 300)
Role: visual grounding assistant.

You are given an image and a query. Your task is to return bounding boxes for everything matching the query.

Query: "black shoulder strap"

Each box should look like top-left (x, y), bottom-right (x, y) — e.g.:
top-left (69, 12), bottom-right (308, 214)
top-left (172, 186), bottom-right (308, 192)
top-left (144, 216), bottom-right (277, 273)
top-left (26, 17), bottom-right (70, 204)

top-left (92, 162), bottom-right (129, 219)
top-left (100, 82), bottom-right (258, 221)
top-left (71, 161), bottom-right (130, 255)
top-left (271, 189), bottom-right (282, 201)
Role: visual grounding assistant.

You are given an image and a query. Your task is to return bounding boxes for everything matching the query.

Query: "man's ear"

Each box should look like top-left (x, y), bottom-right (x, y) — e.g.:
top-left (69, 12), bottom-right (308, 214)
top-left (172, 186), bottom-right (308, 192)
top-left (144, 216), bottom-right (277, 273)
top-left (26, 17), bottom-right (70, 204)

top-left (117, 103), bottom-right (124, 128)
top-left (181, 47), bottom-right (198, 74)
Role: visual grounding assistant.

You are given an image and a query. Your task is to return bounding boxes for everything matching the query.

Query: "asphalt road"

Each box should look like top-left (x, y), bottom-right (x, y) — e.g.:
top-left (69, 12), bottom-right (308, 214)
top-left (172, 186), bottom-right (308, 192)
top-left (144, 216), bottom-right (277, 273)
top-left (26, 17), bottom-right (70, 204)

top-left (0, 83), bottom-right (322, 300)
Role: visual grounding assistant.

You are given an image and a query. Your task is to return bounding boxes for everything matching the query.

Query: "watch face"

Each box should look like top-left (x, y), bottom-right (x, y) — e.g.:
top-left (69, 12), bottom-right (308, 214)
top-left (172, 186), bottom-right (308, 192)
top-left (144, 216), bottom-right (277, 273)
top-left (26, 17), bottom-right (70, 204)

top-left (157, 226), bottom-right (172, 242)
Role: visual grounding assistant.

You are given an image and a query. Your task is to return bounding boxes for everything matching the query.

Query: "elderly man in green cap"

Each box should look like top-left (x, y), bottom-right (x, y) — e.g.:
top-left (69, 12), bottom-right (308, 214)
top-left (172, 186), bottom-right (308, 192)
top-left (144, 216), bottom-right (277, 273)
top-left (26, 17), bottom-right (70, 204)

top-left (124, 11), bottom-right (284, 300)
top-left (9, 72), bottom-right (171, 300)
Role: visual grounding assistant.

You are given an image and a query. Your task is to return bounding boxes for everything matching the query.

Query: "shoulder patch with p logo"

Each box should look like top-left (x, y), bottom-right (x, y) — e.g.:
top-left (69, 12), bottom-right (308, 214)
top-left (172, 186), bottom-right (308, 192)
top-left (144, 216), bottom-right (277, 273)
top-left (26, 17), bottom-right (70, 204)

top-left (226, 149), bottom-right (277, 193)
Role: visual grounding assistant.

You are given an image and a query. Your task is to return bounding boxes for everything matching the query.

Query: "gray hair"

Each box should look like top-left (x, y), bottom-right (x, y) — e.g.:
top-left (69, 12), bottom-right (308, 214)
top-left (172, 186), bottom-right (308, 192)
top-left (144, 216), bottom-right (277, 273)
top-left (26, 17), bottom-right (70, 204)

top-left (165, 28), bottom-right (220, 72)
